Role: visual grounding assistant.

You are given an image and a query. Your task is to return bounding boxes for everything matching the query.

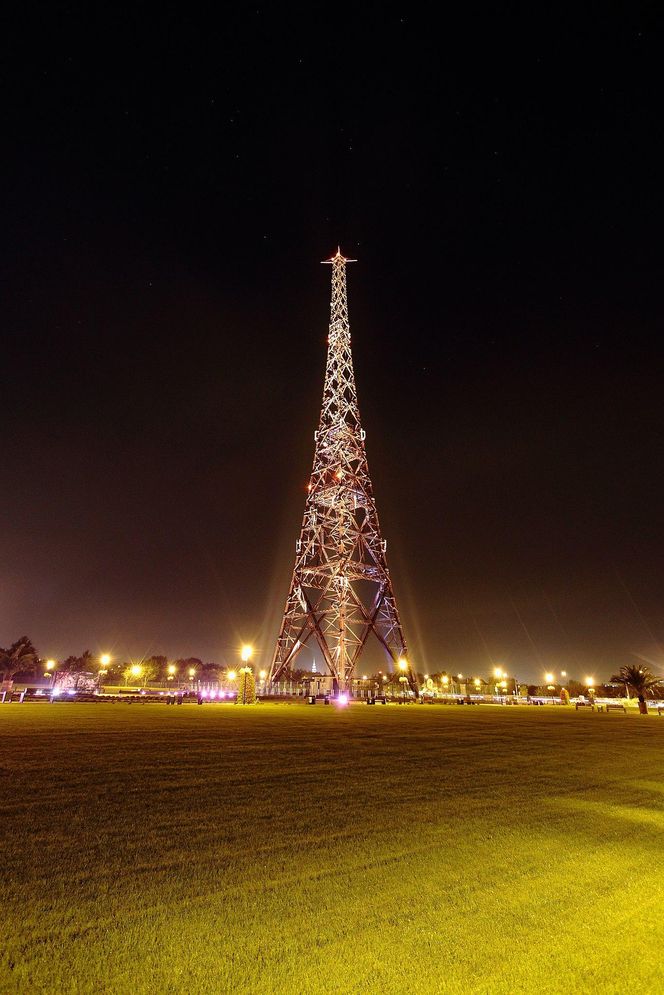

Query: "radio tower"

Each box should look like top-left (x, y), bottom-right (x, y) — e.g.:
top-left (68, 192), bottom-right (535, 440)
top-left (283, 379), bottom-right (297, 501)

top-left (269, 250), bottom-right (418, 696)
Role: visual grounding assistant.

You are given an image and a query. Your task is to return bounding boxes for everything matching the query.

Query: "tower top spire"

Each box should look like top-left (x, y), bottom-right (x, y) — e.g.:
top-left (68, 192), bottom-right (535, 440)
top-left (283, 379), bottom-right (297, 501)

top-left (322, 246), bottom-right (357, 264)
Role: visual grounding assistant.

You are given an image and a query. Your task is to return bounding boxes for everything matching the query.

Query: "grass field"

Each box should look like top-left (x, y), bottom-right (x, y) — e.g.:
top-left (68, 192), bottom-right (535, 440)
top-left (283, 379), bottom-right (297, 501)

top-left (1, 702), bottom-right (663, 994)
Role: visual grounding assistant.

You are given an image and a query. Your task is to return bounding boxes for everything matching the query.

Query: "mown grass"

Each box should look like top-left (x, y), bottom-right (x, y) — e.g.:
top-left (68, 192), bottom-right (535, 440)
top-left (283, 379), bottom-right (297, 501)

top-left (1, 702), bottom-right (662, 994)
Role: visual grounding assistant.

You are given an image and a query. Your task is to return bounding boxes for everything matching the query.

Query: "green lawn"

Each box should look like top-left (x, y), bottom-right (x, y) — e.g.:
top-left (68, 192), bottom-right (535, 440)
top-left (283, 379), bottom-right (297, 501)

top-left (1, 702), bottom-right (662, 994)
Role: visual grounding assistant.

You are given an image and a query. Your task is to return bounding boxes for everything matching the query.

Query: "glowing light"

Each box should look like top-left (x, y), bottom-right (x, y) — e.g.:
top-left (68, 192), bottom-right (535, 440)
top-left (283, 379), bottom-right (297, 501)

top-left (241, 645), bottom-right (254, 663)
top-left (228, 670), bottom-right (237, 681)
top-left (67, 689), bottom-right (76, 696)
top-left (474, 679), bottom-right (481, 687)
top-left (259, 670), bottom-right (267, 680)
top-left (585, 677), bottom-right (594, 687)
top-left (500, 681), bottom-right (507, 689)
top-left (561, 670), bottom-right (567, 678)
top-left (51, 688), bottom-right (61, 697)
top-left (545, 672), bottom-right (554, 683)
top-left (398, 658), bottom-right (408, 672)
top-left (457, 673), bottom-right (463, 679)
top-left (337, 693), bottom-right (349, 706)
top-left (100, 654), bottom-right (111, 667)
top-left (130, 664), bottom-right (143, 678)
top-left (424, 674), bottom-right (429, 680)
top-left (45, 660), bottom-right (56, 671)
top-left (494, 667), bottom-right (502, 678)
top-left (167, 664), bottom-right (177, 676)
top-left (442, 676), bottom-right (449, 685)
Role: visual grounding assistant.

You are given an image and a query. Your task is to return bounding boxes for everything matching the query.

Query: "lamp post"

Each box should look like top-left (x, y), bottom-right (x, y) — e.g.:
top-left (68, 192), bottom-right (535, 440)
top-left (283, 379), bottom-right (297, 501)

top-left (98, 653), bottom-right (111, 691)
top-left (398, 675), bottom-right (408, 703)
top-left (44, 659), bottom-right (56, 687)
top-left (398, 657), bottom-right (409, 702)
top-left (130, 664), bottom-right (143, 687)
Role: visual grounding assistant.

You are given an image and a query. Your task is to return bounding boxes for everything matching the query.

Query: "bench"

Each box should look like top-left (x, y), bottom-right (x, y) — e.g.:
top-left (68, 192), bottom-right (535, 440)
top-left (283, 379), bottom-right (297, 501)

top-left (603, 702), bottom-right (627, 714)
top-left (575, 701), bottom-right (594, 710)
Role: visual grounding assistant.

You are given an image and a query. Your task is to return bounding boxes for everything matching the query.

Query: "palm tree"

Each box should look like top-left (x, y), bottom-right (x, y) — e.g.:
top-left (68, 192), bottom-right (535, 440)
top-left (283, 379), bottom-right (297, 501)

top-left (0, 637), bottom-right (39, 684)
top-left (611, 664), bottom-right (663, 714)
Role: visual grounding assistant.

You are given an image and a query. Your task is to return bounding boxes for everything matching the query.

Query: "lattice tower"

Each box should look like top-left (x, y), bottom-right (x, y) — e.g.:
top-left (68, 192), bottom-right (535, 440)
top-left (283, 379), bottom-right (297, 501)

top-left (269, 250), bottom-right (418, 695)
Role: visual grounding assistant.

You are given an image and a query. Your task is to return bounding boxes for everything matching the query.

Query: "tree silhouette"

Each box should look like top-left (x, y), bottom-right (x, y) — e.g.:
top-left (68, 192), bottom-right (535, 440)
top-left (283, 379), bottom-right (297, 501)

top-left (0, 637), bottom-right (39, 682)
top-left (611, 664), bottom-right (663, 713)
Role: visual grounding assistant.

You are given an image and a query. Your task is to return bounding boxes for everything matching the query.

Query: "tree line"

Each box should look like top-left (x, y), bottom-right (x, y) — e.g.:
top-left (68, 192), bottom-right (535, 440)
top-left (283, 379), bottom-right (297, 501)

top-left (1, 637), bottom-right (662, 706)
top-left (0, 639), bottom-right (234, 684)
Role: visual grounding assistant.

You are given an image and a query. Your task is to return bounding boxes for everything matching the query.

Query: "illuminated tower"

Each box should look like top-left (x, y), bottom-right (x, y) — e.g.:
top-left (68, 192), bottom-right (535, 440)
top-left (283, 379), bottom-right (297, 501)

top-left (269, 250), bottom-right (418, 695)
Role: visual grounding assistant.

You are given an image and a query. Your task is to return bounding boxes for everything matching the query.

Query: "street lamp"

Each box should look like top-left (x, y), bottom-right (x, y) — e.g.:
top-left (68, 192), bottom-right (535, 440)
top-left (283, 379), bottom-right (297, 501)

top-left (241, 645), bottom-right (254, 664)
top-left (167, 664), bottom-right (177, 681)
top-left (44, 659), bottom-right (56, 681)
top-left (96, 654), bottom-right (111, 691)
top-left (130, 664), bottom-right (143, 684)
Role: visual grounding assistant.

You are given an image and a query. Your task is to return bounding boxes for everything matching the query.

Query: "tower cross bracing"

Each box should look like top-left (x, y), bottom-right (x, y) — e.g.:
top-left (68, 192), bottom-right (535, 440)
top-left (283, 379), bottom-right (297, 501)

top-left (269, 250), bottom-right (418, 695)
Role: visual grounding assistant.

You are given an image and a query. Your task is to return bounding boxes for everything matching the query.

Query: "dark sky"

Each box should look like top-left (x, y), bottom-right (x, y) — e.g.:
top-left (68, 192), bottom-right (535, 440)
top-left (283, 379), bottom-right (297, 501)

top-left (3, 3), bottom-right (663, 680)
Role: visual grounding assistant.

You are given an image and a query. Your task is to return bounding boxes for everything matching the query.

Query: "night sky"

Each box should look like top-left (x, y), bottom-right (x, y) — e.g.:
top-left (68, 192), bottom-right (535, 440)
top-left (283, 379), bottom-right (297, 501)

top-left (3, 4), bottom-right (663, 680)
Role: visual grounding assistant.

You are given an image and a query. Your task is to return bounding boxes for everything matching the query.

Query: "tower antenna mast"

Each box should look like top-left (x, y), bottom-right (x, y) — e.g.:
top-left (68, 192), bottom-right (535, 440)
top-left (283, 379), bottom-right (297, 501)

top-left (269, 249), bottom-right (418, 696)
